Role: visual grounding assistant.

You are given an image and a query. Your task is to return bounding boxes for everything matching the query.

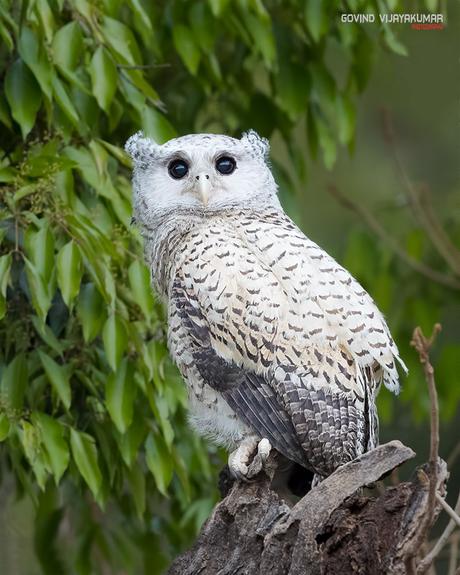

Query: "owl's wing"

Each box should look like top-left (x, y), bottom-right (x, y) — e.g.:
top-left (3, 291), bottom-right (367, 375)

top-left (234, 211), bottom-right (406, 394)
top-left (172, 276), bottom-right (307, 467)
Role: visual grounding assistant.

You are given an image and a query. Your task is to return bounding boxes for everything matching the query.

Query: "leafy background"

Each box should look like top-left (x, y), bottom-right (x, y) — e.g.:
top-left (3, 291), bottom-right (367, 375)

top-left (0, 0), bottom-right (458, 573)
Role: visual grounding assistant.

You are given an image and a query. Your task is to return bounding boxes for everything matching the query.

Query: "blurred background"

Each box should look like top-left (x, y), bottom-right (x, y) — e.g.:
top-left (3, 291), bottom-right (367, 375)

top-left (0, 1), bottom-right (458, 573)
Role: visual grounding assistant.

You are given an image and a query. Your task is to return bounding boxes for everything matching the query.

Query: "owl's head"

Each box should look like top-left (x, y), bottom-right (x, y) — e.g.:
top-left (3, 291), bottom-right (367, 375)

top-left (125, 130), bottom-right (280, 227)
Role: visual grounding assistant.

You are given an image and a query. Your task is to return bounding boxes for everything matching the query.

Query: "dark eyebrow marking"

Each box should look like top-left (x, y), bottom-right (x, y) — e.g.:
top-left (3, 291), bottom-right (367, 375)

top-left (160, 151), bottom-right (191, 166)
top-left (212, 150), bottom-right (241, 162)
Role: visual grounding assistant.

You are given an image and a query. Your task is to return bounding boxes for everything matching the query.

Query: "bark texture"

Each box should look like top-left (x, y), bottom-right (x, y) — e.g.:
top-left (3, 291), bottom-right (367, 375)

top-left (168, 441), bottom-right (448, 575)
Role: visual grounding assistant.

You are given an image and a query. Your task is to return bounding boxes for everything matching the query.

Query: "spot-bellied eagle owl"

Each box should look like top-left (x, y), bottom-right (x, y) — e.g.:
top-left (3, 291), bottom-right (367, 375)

top-left (126, 130), bottom-right (406, 482)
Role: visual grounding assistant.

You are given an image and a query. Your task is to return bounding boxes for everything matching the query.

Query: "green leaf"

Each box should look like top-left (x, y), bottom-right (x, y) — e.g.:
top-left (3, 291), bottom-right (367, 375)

top-left (64, 146), bottom-right (102, 190)
top-left (38, 351), bottom-right (71, 410)
top-left (0, 167), bottom-right (17, 182)
top-left (141, 106), bottom-right (176, 143)
top-left (103, 266), bottom-right (117, 307)
top-left (5, 59), bottom-right (42, 139)
top-left (122, 68), bottom-right (160, 105)
top-left (105, 358), bottom-right (135, 433)
top-left (89, 46), bottom-right (118, 113)
top-left (31, 316), bottom-right (65, 355)
top-left (275, 60), bottom-right (310, 119)
top-left (102, 314), bottom-right (128, 371)
top-left (0, 253), bottom-right (12, 320)
top-left (35, 0), bottom-right (56, 44)
top-left (119, 73), bottom-right (145, 112)
top-left (52, 75), bottom-right (80, 128)
top-left (115, 416), bottom-right (146, 467)
top-left (19, 421), bottom-right (49, 490)
top-left (0, 19), bottom-right (14, 52)
top-left (208, 0), bottom-right (230, 16)
top-left (0, 414), bottom-right (10, 441)
top-left (18, 26), bottom-right (53, 99)
top-left (128, 260), bottom-right (154, 317)
top-left (33, 413), bottom-right (69, 483)
top-left (189, 3), bottom-right (215, 53)
top-left (25, 225), bottom-right (55, 285)
top-left (34, 486), bottom-right (67, 575)
top-left (243, 13), bottom-right (276, 68)
top-left (145, 431), bottom-right (173, 496)
top-left (173, 25), bottom-right (201, 75)
top-left (52, 22), bottom-right (83, 73)
top-left (336, 93), bottom-right (356, 146)
top-left (69, 429), bottom-right (102, 498)
top-left (0, 92), bottom-right (12, 129)
top-left (0, 294), bottom-right (7, 319)
top-left (96, 139), bottom-right (131, 167)
top-left (24, 258), bottom-right (53, 321)
top-left (382, 26), bottom-right (408, 57)
top-left (304, 0), bottom-right (329, 43)
top-left (100, 16), bottom-right (142, 65)
top-left (57, 240), bottom-right (83, 307)
top-left (314, 112), bottom-right (336, 169)
top-left (1, 353), bottom-right (28, 411)
top-left (127, 463), bottom-right (145, 519)
top-left (77, 283), bottom-right (106, 342)
top-left (351, 30), bottom-right (375, 92)
top-left (128, 0), bottom-right (152, 34)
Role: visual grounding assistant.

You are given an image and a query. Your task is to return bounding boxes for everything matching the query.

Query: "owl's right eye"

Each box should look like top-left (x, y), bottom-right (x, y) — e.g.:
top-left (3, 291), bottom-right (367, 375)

top-left (168, 159), bottom-right (189, 179)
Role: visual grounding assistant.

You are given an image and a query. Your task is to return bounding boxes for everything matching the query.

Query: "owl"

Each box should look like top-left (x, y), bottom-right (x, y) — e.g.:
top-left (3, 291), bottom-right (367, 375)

top-left (125, 130), bottom-right (406, 482)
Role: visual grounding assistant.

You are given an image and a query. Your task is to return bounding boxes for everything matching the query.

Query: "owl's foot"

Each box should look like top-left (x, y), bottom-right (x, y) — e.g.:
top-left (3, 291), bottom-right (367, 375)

top-left (228, 437), bottom-right (272, 481)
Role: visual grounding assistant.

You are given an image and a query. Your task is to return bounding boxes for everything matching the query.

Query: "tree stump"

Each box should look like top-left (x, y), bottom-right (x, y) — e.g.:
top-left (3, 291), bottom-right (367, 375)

top-left (167, 441), bottom-right (448, 575)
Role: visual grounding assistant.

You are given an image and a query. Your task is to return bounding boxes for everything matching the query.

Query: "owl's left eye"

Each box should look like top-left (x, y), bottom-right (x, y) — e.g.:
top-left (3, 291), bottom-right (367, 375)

top-left (215, 156), bottom-right (236, 175)
top-left (168, 159), bottom-right (189, 179)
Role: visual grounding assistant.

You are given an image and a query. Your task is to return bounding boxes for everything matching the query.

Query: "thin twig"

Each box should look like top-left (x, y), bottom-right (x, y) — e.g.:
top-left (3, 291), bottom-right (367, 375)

top-left (448, 533), bottom-right (459, 575)
top-left (404, 325), bottom-right (442, 573)
top-left (416, 184), bottom-right (460, 277)
top-left (327, 185), bottom-right (460, 290)
top-left (380, 107), bottom-right (460, 277)
top-left (436, 494), bottom-right (460, 528)
top-left (419, 490), bottom-right (460, 572)
top-left (410, 325), bottom-right (441, 472)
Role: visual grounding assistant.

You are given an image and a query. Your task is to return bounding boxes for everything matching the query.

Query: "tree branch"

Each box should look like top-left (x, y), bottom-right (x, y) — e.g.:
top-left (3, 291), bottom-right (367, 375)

top-left (327, 185), bottom-right (460, 290)
top-left (380, 107), bottom-right (460, 277)
top-left (419, 490), bottom-right (460, 573)
top-left (448, 532), bottom-right (459, 575)
top-left (436, 494), bottom-right (460, 528)
top-left (404, 324), bottom-right (443, 574)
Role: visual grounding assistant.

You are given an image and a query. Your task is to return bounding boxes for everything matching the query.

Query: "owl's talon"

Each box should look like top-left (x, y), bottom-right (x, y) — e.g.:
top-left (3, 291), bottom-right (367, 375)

top-left (228, 437), bottom-right (272, 480)
top-left (258, 438), bottom-right (272, 461)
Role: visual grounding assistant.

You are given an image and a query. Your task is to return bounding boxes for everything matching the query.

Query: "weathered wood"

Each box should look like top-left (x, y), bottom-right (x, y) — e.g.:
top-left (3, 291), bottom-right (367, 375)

top-left (166, 441), bottom-right (451, 575)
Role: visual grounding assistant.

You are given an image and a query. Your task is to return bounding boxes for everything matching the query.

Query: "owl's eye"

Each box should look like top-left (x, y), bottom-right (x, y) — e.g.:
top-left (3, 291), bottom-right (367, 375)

top-left (216, 156), bottom-right (236, 175)
top-left (168, 159), bottom-right (189, 179)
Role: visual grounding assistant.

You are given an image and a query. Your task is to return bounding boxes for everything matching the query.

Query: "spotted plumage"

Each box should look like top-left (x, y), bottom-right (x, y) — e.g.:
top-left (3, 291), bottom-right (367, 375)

top-left (126, 130), bottom-right (406, 480)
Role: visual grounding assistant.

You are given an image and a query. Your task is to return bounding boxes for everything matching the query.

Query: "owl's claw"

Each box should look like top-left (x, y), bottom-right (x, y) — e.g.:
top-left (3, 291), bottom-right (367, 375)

top-left (228, 437), bottom-right (272, 481)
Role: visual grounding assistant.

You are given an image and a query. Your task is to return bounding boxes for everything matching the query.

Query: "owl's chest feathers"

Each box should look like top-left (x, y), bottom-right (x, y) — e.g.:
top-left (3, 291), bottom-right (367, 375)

top-left (142, 212), bottom-right (205, 295)
top-left (146, 210), bottom-right (260, 294)
top-left (153, 212), bottom-right (276, 447)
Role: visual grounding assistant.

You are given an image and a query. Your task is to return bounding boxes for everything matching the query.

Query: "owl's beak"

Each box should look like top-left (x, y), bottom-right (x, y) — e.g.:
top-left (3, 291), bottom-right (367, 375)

top-left (195, 173), bottom-right (211, 206)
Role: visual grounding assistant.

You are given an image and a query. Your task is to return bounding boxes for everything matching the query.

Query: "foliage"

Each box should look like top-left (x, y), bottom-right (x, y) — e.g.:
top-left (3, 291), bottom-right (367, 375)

top-left (0, 0), bottom-right (451, 573)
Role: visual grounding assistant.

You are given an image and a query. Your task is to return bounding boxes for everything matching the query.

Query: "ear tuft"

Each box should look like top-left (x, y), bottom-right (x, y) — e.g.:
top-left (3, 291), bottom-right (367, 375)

top-left (241, 129), bottom-right (270, 161)
top-left (125, 132), bottom-right (159, 167)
